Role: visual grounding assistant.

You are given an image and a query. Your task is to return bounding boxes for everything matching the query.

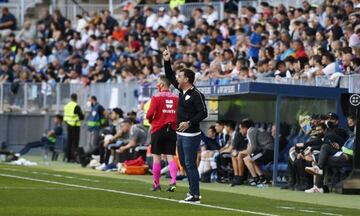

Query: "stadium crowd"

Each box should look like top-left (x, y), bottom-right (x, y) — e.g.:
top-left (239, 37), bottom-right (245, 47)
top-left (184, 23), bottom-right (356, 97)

top-left (0, 1), bottom-right (360, 87)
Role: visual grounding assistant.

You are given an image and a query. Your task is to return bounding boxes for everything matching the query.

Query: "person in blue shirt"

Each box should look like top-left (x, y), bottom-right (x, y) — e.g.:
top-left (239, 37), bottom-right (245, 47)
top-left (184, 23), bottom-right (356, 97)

top-left (247, 23), bottom-right (264, 63)
top-left (0, 7), bottom-right (16, 41)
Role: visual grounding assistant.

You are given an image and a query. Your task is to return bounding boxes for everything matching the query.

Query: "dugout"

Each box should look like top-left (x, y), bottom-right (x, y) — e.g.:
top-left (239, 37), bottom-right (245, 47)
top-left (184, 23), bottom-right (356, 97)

top-left (197, 82), bottom-right (348, 185)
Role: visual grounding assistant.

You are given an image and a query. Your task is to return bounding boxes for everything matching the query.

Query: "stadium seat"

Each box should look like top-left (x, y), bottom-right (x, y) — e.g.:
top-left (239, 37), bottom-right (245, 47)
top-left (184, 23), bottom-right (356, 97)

top-left (51, 135), bottom-right (67, 161)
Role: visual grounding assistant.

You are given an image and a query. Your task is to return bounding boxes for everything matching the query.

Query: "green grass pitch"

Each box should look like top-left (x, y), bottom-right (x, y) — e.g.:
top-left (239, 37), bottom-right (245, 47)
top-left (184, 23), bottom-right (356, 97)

top-left (0, 158), bottom-right (359, 216)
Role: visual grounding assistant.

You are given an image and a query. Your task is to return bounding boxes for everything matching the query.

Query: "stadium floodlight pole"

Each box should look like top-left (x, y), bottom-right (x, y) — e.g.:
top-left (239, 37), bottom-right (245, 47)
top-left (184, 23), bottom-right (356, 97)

top-left (337, 93), bottom-right (360, 194)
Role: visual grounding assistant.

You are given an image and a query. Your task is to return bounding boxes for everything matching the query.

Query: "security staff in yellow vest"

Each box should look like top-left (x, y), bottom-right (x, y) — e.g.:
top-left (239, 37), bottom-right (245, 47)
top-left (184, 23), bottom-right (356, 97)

top-left (64, 93), bottom-right (84, 163)
top-left (170, 0), bottom-right (185, 9)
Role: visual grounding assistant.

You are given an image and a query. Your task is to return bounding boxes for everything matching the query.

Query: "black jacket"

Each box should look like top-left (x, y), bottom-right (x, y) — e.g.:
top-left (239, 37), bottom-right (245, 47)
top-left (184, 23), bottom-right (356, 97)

top-left (164, 60), bottom-right (208, 133)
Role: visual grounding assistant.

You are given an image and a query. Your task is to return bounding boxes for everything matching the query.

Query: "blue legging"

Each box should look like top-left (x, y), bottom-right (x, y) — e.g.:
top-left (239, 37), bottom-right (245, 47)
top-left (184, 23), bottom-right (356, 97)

top-left (18, 137), bottom-right (52, 156)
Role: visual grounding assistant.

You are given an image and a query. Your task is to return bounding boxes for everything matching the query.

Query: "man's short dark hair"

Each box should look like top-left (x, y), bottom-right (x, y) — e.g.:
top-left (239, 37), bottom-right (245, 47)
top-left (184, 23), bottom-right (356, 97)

top-left (180, 68), bottom-right (195, 84)
top-left (216, 120), bottom-right (226, 125)
top-left (240, 119), bottom-right (254, 129)
top-left (208, 125), bottom-right (216, 134)
top-left (317, 123), bottom-right (327, 131)
top-left (55, 114), bottom-right (63, 122)
top-left (225, 120), bottom-right (237, 130)
top-left (70, 93), bottom-right (77, 101)
top-left (90, 96), bottom-right (97, 101)
top-left (112, 108), bottom-right (124, 118)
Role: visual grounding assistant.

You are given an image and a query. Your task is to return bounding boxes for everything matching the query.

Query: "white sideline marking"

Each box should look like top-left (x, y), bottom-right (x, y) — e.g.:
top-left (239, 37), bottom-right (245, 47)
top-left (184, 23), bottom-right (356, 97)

top-left (321, 213), bottom-right (342, 216)
top-left (0, 186), bottom-right (86, 191)
top-left (1, 168), bottom-right (99, 183)
top-left (0, 173), bottom-right (279, 216)
top-left (277, 206), bottom-right (342, 216)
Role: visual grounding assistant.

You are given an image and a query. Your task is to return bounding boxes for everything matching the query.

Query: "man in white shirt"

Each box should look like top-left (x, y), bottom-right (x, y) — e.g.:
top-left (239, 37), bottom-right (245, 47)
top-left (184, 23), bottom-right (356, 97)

top-left (316, 52), bottom-right (337, 76)
top-left (145, 7), bottom-right (158, 31)
top-left (32, 49), bottom-right (48, 72)
top-left (85, 45), bottom-right (99, 67)
top-left (154, 7), bottom-right (171, 30)
top-left (170, 7), bottom-right (186, 29)
top-left (173, 21), bottom-right (189, 39)
top-left (203, 4), bottom-right (218, 26)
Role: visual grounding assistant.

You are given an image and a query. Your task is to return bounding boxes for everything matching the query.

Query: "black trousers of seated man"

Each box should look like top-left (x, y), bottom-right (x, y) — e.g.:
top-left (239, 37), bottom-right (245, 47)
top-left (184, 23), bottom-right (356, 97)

top-left (66, 124), bottom-right (80, 162)
top-left (315, 144), bottom-right (351, 188)
top-left (287, 157), bottom-right (313, 190)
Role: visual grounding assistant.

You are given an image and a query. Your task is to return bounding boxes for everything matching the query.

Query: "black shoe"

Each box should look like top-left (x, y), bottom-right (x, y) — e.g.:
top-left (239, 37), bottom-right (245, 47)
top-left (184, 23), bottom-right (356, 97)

top-left (179, 194), bottom-right (201, 204)
top-left (151, 185), bottom-right (161, 192)
top-left (249, 177), bottom-right (259, 186)
top-left (280, 184), bottom-right (295, 190)
top-left (166, 184), bottom-right (176, 192)
top-left (259, 175), bottom-right (267, 184)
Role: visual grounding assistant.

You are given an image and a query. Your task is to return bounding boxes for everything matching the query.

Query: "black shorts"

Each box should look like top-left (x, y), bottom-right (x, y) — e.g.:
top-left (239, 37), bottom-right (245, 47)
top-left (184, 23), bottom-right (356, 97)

top-left (250, 149), bottom-right (273, 165)
top-left (150, 126), bottom-right (176, 155)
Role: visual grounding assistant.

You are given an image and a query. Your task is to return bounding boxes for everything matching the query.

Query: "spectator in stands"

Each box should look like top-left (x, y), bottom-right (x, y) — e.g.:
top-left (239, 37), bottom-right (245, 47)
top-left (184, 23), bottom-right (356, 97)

top-left (247, 23), bottom-right (264, 63)
top-left (16, 20), bottom-right (36, 42)
top-left (13, 115), bottom-right (63, 158)
top-left (241, 119), bottom-right (274, 186)
top-left (0, 7), bottom-right (16, 40)
top-left (204, 4), bottom-right (219, 26)
top-left (170, 7), bottom-right (186, 29)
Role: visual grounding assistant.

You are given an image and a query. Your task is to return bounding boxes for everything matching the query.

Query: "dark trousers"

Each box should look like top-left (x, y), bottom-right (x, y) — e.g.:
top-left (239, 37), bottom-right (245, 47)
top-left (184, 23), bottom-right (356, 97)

top-left (215, 153), bottom-right (232, 179)
top-left (315, 153), bottom-right (351, 188)
top-left (177, 134), bottom-right (201, 196)
top-left (317, 144), bottom-right (339, 169)
top-left (18, 137), bottom-right (52, 156)
top-left (66, 124), bottom-right (80, 162)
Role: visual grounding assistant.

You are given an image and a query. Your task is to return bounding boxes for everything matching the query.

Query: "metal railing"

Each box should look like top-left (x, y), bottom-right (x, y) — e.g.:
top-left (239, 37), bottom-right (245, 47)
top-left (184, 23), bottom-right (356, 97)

top-left (0, 81), bottom-right (141, 114)
top-left (237, 0), bottom-right (324, 17)
top-left (1, 75), bottom-right (359, 114)
top-left (49, 3), bottom-right (110, 25)
top-left (135, 2), bottom-right (224, 21)
top-left (0, 0), bottom-right (40, 27)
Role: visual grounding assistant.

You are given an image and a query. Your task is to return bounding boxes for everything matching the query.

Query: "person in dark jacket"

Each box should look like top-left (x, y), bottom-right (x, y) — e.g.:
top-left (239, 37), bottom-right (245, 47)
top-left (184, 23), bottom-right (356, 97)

top-left (163, 46), bottom-right (208, 204)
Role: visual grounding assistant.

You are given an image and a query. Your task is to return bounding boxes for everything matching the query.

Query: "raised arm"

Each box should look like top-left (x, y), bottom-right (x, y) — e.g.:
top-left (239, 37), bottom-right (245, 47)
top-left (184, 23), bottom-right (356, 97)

top-left (163, 47), bottom-right (180, 91)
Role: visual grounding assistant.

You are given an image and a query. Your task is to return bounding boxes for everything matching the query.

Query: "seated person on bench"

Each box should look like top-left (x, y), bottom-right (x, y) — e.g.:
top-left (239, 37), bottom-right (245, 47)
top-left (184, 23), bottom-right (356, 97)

top-left (14, 115), bottom-right (63, 158)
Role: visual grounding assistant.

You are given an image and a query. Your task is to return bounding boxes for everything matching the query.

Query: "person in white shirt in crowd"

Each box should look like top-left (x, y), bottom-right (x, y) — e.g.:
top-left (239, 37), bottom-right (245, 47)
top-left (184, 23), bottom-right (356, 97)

top-left (85, 45), bottom-right (99, 67)
top-left (154, 7), bottom-right (171, 30)
top-left (315, 52), bottom-right (337, 77)
top-left (75, 14), bottom-right (88, 33)
top-left (16, 20), bottom-right (36, 42)
top-left (31, 49), bottom-right (48, 72)
top-left (173, 21), bottom-right (189, 39)
top-left (170, 7), bottom-right (186, 29)
top-left (144, 7), bottom-right (158, 31)
top-left (204, 4), bottom-right (218, 26)
top-left (69, 32), bottom-right (84, 50)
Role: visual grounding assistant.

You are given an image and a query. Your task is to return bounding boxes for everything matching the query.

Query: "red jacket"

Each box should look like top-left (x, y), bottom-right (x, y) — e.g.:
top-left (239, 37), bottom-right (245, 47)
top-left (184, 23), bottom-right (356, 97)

top-left (146, 90), bottom-right (178, 134)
